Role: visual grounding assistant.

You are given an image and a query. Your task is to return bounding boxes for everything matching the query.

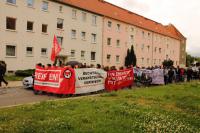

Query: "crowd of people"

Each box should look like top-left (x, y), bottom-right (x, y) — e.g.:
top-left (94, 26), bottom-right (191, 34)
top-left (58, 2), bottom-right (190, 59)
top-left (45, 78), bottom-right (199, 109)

top-left (37, 61), bottom-right (200, 84)
top-left (1, 59), bottom-right (200, 88)
top-left (0, 61), bottom-right (8, 87)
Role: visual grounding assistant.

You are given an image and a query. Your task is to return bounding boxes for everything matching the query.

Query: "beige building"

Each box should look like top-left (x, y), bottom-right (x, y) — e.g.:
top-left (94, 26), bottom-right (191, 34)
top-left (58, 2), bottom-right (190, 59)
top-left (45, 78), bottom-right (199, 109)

top-left (0, 0), bottom-right (186, 71)
top-left (0, 0), bottom-right (103, 71)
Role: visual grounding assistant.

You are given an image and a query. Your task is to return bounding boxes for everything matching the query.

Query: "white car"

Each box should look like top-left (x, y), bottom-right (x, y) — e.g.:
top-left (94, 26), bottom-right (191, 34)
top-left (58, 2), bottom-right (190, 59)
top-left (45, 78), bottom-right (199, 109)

top-left (22, 76), bottom-right (33, 89)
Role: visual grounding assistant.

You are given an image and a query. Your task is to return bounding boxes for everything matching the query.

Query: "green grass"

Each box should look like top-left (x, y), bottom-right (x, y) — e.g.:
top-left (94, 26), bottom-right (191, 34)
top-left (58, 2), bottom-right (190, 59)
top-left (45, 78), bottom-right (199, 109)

top-left (0, 82), bottom-right (200, 133)
top-left (4, 75), bottom-right (25, 81)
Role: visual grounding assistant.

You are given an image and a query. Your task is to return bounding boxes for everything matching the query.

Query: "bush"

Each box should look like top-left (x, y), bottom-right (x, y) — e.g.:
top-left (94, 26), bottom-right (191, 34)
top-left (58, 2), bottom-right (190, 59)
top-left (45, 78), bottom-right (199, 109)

top-left (15, 69), bottom-right (35, 77)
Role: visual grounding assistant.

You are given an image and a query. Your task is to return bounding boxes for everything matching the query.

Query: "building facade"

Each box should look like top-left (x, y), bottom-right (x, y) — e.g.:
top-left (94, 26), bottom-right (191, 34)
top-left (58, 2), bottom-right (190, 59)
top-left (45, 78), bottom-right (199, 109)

top-left (0, 0), bottom-right (186, 71)
top-left (0, 0), bottom-right (103, 71)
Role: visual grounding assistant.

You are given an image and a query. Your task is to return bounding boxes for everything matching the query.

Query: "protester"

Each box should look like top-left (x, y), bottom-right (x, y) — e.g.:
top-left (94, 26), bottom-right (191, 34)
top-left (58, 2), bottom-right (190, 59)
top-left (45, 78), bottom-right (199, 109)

top-left (163, 67), bottom-right (169, 85)
top-left (187, 67), bottom-right (193, 82)
top-left (0, 61), bottom-right (8, 87)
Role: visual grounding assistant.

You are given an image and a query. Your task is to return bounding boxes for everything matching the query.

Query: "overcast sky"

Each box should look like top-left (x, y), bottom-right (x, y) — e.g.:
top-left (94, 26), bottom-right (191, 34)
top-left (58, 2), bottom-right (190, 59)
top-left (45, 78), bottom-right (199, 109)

top-left (105, 0), bottom-right (200, 57)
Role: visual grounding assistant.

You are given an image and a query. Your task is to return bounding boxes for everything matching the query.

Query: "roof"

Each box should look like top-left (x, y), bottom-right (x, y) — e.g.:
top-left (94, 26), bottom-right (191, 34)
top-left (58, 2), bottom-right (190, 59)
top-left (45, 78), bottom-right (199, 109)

top-left (55, 0), bottom-right (185, 40)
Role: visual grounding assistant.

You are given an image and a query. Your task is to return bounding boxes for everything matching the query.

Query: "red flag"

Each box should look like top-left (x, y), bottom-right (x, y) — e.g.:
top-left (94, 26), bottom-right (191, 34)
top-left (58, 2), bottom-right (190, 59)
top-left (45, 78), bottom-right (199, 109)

top-left (51, 35), bottom-right (61, 62)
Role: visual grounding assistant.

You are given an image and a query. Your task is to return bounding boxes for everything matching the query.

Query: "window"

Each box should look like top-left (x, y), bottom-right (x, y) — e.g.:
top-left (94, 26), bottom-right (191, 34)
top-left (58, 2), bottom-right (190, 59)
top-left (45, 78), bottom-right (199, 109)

top-left (26, 47), bottom-right (33, 55)
top-left (116, 40), bottom-right (120, 47)
top-left (116, 55), bottom-right (120, 63)
top-left (108, 21), bottom-right (112, 28)
top-left (81, 51), bottom-right (85, 58)
top-left (117, 24), bottom-right (120, 31)
top-left (72, 9), bottom-right (77, 19)
top-left (71, 30), bottom-right (76, 39)
top-left (42, 1), bottom-right (48, 11)
top-left (7, 0), bottom-right (16, 4)
top-left (71, 50), bottom-right (75, 57)
top-left (92, 15), bottom-right (97, 26)
top-left (130, 35), bottom-right (134, 43)
top-left (131, 27), bottom-right (134, 32)
top-left (59, 6), bottom-right (63, 12)
top-left (154, 47), bottom-right (157, 52)
top-left (57, 36), bottom-right (63, 45)
top-left (141, 44), bottom-right (144, 51)
top-left (42, 24), bottom-right (48, 33)
top-left (81, 32), bottom-right (86, 40)
top-left (154, 59), bottom-right (156, 64)
top-left (147, 58), bottom-right (150, 64)
top-left (91, 52), bottom-right (96, 60)
top-left (107, 38), bottom-right (111, 46)
top-left (27, 21), bottom-right (33, 31)
top-left (82, 12), bottom-right (87, 21)
top-left (159, 48), bottom-right (162, 53)
top-left (142, 58), bottom-right (144, 63)
top-left (166, 55), bottom-right (169, 59)
top-left (6, 45), bottom-right (16, 56)
top-left (27, 0), bottom-right (34, 7)
top-left (142, 31), bottom-right (145, 38)
top-left (147, 45), bottom-right (150, 52)
top-left (107, 54), bottom-right (111, 62)
top-left (91, 34), bottom-right (97, 43)
top-left (57, 18), bottom-right (64, 29)
top-left (6, 17), bottom-right (16, 30)
top-left (41, 48), bottom-right (47, 55)
top-left (148, 33), bottom-right (151, 37)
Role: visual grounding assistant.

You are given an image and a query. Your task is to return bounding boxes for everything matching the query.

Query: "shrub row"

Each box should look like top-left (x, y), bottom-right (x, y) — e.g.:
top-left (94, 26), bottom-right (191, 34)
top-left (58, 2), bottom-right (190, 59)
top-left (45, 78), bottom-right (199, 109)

top-left (15, 69), bottom-right (35, 77)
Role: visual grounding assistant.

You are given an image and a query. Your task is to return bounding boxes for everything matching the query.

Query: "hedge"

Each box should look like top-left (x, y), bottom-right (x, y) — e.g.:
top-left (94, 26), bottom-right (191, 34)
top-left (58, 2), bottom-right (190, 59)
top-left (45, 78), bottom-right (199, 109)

top-left (15, 69), bottom-right (35, 77)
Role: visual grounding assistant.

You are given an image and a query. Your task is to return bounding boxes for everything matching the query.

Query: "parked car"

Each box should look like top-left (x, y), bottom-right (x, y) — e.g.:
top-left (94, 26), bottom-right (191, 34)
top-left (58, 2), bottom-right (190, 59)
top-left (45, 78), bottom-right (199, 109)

top-left (22, 76), bottom-right (33, 89)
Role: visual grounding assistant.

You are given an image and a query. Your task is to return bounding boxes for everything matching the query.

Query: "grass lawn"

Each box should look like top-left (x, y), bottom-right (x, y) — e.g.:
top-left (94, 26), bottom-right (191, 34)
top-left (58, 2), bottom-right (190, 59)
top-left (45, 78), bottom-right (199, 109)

top-left (0, 82), bottom-right (200, 133)
top-left (4, 75), bottom-right (25, 81)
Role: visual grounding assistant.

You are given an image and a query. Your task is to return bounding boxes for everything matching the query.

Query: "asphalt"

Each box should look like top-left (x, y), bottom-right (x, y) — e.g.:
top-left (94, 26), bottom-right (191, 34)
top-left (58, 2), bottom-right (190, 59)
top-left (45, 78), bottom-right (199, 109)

top-left (0, 87), bottom-right (57, 108)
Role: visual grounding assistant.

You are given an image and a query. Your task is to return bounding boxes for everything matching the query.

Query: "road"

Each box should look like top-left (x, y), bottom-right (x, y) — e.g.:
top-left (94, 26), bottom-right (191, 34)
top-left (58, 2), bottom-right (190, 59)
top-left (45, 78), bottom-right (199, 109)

top-left (0, 87), bottom-right (57, 108)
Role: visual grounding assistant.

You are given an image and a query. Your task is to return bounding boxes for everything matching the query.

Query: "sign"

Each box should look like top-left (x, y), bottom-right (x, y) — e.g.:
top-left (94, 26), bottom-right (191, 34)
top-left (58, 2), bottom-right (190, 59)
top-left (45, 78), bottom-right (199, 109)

top-left (151, 68), bottom-right (164, 85)
top-left (105, 68), bottom-right (134, 91)
top-left (34, 66), bottom-right (75, 94)
top-left (75, 68), bottom-right (106, 94)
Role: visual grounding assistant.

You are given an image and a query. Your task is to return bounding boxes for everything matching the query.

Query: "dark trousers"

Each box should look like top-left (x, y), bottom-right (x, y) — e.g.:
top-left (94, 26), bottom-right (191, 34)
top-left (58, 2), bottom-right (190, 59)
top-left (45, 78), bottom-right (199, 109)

top-left (0, 75), bottom-right (8, 87)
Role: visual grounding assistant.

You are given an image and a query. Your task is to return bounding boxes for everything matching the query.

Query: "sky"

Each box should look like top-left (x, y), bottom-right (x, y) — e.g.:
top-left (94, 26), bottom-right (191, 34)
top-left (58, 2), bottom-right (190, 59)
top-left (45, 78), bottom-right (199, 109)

top-left (105, 0), bottom-right (200, 57)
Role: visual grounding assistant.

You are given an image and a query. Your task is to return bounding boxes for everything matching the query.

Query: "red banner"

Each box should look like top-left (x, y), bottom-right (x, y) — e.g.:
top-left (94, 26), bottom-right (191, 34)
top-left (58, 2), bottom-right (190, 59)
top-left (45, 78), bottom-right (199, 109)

top-left (34, 66), bottom-right (75, 94)
top-left (105, 68), bottom-right (134, 91)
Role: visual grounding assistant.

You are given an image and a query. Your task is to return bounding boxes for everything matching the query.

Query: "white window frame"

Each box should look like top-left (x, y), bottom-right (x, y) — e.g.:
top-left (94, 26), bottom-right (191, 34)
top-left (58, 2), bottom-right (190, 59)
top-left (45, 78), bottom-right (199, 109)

top-left (92, 15), bottom-right (97, 26)
top-left (72, 9), bottom-right (77, 19)
top-left (26, 46), bottom-right (34, 56)
top-left (27, 0), bottom-right (34, 7)
top-left (6, 0), bottom-right (16, 4)
top-left (91, 33), bottom-right (97, 44)
top-left (71, 30), bottom-right (77, 39)
top-left (41, 48), bottom-right (48, 56)
top-left (5, 44), bottom-right (16, 57)
top-left (42, 1), bottom-right (48, 11)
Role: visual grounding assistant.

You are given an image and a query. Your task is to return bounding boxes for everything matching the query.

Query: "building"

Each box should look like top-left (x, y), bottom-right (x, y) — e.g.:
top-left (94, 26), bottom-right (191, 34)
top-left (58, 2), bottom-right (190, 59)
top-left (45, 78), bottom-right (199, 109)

top-left (0, 0), bottom-right (103, 71)
top-left (0, 0), bottom-right (186, 72)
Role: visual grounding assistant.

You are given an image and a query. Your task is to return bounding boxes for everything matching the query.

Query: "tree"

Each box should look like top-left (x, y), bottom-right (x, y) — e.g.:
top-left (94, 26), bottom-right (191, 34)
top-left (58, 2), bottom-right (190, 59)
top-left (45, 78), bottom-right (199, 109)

top-left (125, 49), bottom-right (130, 67)
top-left (162, 59), bottom-right (174, 67)
top-left (130, 45), bottom-right (137, 66)
top-left (125, 45), bottom-right (137, 67)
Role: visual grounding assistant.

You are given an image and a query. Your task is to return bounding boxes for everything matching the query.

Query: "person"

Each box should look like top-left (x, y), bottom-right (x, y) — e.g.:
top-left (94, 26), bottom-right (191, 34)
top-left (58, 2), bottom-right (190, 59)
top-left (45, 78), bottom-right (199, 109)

top-left (96, 64), bottom-right (101, 69)
top-left (168, 67), bottom-right (174, 84)
top-left (187, 67), bottom-right (193, 82)
top-left (0, 61), bottom-right (8, 87)
top-left (163, 67), bottom-right (169, 85)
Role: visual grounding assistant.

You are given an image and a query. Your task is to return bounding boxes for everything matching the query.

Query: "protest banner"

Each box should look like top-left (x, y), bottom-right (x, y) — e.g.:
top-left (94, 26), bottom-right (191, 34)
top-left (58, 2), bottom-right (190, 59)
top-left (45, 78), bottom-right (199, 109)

top-left (151, 68), bottom-right (165, 85)
top-left (105, 68), bottom-right (134, 91)
top-left (75, 68), bottom-right (106, 94)
top-left (34, 66), bottom-right (75, 94)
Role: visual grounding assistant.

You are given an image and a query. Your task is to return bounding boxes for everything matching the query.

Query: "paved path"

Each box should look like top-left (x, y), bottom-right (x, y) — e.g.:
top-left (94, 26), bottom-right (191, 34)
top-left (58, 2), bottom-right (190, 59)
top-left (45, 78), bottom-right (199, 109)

top-left (0, 81), bottom-right (22, 88)
top-left (0, 87), bottom-right (57, 108)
